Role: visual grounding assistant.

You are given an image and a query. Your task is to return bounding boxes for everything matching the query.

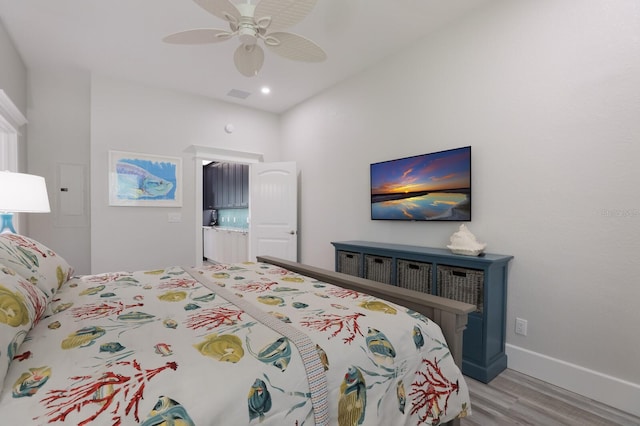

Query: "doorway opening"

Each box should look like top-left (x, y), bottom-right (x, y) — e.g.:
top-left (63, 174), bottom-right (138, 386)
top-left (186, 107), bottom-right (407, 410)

top-left (186, 145), bottom-right (263, 266)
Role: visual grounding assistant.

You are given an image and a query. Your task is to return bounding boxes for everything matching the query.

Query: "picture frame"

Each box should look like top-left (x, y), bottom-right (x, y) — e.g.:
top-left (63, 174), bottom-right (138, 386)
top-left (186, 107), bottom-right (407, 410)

top-left (108, 150), bottom-right (182, 207)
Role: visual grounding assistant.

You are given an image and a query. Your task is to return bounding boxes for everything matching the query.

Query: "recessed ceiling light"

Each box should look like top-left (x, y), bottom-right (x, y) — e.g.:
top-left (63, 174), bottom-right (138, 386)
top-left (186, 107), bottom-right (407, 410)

top-left (261, 86), bottom-right (271, 95)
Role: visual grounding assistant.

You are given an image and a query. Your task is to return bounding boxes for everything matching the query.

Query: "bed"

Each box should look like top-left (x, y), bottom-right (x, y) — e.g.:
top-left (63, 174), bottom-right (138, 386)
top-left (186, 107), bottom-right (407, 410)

top-left (0, 234), bottom-right (474, 425)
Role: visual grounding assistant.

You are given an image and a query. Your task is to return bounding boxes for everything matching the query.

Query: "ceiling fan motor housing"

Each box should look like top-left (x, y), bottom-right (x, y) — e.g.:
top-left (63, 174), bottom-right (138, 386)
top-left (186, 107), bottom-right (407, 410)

top-left (238, 21), bottom-right (258, 45)
top-left (236, 4), bottom-right (258, 45)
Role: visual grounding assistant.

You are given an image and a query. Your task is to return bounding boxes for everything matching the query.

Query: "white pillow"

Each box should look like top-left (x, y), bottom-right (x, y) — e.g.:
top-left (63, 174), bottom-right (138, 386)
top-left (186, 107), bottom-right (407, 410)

top-left (0, 234), bottom-right (74, 301)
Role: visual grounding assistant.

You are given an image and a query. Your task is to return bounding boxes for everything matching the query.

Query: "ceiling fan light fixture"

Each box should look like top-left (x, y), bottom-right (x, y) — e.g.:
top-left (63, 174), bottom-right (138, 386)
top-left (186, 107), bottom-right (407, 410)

top-left (234, 43), bottom-right (264, 77)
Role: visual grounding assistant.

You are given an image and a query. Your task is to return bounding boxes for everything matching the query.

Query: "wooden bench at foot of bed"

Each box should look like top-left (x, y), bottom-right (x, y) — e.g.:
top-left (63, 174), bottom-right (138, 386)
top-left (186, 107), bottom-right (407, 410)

top-left (257, 256), bottom-right (475, 370)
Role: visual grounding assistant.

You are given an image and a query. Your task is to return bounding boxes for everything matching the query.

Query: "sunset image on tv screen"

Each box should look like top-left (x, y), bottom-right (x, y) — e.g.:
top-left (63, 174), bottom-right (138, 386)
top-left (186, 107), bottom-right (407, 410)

top-left (370, 146), bottom-right (471, 221)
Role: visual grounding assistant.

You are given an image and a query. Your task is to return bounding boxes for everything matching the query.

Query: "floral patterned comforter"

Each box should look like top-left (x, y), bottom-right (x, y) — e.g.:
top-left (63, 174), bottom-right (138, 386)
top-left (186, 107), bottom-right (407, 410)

top-left (0, 260), bottom-right (470, 425)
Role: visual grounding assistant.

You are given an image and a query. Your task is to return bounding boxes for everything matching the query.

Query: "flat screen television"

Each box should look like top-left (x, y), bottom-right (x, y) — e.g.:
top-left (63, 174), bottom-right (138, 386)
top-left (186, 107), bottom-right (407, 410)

top-left (370, 146), bottom-right (471, 221)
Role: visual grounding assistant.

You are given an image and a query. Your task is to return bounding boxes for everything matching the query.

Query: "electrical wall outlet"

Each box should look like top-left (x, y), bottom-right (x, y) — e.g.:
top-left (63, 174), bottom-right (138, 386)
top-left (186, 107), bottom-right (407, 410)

top-left (515, 317), bottom-right (528, 336)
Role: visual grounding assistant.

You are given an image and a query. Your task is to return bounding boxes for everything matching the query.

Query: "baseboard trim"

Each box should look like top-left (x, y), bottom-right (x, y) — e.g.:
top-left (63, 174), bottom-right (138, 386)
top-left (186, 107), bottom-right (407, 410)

top-left (506, 344), bottom-right (640, 417)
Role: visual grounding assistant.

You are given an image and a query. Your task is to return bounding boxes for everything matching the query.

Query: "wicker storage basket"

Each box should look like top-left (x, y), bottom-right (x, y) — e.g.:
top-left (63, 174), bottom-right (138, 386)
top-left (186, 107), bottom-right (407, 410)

top-left (437, 265), bottom-right (484, 312)
top-left (337, 250), bottom-right (361, 277)
top-left (397, 259), bottom-right (432, 293)
top-left (364, 254), bottom-right (392, 284)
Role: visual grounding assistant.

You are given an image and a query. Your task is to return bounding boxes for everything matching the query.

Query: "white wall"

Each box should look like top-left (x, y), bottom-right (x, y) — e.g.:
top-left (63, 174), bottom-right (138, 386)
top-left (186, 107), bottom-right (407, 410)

top-left (90, 75), bottom-right (281, 273)
top-left (2, 21), bottom-right (91, 272)
top-left (281, 0), bottom-right (640, 416)
top-left (26, 69), bottom-right (92, 274)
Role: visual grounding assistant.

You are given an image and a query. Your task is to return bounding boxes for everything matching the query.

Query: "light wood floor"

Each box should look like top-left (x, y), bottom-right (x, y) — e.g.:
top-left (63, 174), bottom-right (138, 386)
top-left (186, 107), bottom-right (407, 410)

top-left (461, 369), bottom-right (640, 426)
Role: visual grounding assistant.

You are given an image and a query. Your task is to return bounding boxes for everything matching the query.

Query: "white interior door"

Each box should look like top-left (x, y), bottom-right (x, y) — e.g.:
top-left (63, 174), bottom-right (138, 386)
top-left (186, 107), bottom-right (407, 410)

top-left (249, 162), bottom-right (297, 262)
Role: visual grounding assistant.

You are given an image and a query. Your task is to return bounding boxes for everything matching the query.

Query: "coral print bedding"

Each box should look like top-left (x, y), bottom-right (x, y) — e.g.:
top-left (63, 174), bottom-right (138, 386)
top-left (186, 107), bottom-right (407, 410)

top-left (0, 235), bottom-right (470, 425)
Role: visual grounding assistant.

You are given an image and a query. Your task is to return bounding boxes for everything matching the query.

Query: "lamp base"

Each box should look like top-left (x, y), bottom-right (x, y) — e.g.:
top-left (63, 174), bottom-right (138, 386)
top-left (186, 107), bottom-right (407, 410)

top-left (0, 213), bottom-right (16, 234)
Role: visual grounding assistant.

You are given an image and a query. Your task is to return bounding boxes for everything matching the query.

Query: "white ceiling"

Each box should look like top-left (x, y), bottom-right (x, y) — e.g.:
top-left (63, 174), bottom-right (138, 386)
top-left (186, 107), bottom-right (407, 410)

top-left (0, 0), bottom-right (494, 114)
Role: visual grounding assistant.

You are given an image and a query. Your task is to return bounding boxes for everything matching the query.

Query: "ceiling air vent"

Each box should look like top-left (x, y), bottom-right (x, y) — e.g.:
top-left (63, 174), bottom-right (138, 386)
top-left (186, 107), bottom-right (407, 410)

top-left (227, 89), bottom-right (251, 99)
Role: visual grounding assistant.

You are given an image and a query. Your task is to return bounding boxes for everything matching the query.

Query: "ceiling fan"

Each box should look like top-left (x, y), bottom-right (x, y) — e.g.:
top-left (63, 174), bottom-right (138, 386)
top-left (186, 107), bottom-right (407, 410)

top-left (163, 0), bottom-right (327, 77)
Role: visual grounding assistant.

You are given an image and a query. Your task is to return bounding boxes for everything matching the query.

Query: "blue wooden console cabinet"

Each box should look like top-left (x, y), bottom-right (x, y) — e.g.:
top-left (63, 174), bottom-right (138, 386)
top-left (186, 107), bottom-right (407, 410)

top-left (331, 240), bottom-right (513, 383)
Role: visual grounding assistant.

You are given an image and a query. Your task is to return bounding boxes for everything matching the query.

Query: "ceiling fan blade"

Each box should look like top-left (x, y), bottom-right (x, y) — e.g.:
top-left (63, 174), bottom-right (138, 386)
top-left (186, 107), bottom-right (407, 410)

top-left (234, 44), bottom-right (265, 77)
top-left (193, 0), bottom-right (241, 23)
top-left (263, 32), bottom-right (326, 62)
top-left (163, 28), bottom-right (232, 44)
top-left (255, 0), bottom-right (318, 32)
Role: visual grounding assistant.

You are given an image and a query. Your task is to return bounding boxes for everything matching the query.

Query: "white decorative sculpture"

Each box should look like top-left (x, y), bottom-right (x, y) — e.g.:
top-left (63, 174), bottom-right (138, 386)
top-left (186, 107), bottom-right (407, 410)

top-left (447, 224), bottom-right (487, 256)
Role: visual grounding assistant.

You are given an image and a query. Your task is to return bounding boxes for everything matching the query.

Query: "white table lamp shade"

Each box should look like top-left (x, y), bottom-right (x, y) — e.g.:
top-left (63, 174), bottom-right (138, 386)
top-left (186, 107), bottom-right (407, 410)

top-left (0, 171), bottom-right (51, 213)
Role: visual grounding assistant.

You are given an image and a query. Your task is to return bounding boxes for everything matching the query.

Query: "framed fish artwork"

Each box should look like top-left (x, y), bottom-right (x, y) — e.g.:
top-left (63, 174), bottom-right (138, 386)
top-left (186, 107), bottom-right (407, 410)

top-left (108, 150), bottom-right (182, 207)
